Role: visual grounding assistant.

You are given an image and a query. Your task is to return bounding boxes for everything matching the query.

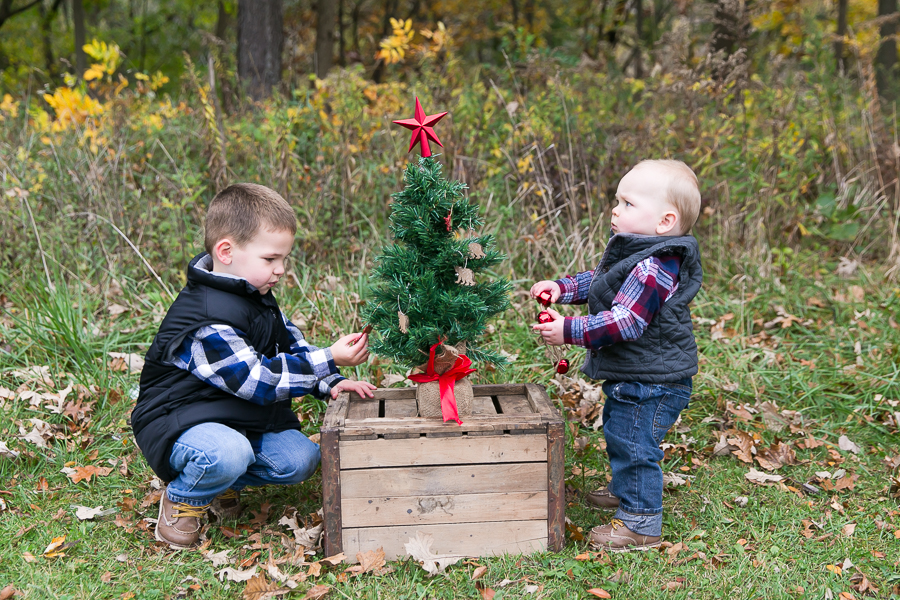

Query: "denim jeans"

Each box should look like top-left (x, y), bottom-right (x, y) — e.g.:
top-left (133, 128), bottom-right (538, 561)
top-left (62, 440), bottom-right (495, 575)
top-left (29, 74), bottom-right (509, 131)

top-left (601, 378), bottom-right (692, 537)
top-left (166, 422), bottom-right (321, 506)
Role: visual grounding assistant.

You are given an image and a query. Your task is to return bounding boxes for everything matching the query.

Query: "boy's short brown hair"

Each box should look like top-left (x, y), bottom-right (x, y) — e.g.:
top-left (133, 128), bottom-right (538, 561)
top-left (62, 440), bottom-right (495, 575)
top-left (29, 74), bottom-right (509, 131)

top-left (204, 183), bottom-right (297, 253)
top-left (635, 159), bottom-right (701, 235)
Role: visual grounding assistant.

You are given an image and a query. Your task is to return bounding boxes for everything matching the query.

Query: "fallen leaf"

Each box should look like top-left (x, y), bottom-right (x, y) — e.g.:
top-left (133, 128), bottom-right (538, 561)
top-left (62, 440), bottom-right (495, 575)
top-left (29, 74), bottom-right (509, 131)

top-left (587, 588), bottom-right (612, 598)
top-left (848, 285), bottom-right (865, 302)
top-left (476, 582), bottom-right (495, 600)
top-left (319, 553), bottom-right (346, 566)
top-left (0, 440), bottom-right (19, 458)
top-left (107, 303), bottom-right (129, 316)
top-left (250, 502), bottom-right (273, 526)
top-left (838, 435), bottom-right (861, 455)
top-left (216, 567), bottom-right (258, 582)
top-left (404, 531), bottom-right (463, 576)
top-left (0, 585), bottom-right (17, 600)
top-left (306, 562), bottom-right (322, 578)
top-left (100, 572), bottom-right (113, 583)
top-left (380, 374), bottom-right (406, 387)
top-left (242, 574), bottom-right (290, 600)
top-left (727, 429), bottom-right (756, 464)
top-left (300, 585), bottom-right (331, 600)
top-left (203, 549), bottom-right (231, 567)
top-left (755, 441), bottom-right (798, 471)
top-left (344, 547), bottom-right (388, 576)
top-left (64, 465), bottom-right (113, 484)
top-left (472, 566), bottom-right (487, 580)
top-left (745, 468), bottom-right (783, 484)
top-left (74, 505), bottom-right (105, 520)
top-left (107, 352), bottom-right (144, 374)
top-left (841, 523), bottom-right (857, 537)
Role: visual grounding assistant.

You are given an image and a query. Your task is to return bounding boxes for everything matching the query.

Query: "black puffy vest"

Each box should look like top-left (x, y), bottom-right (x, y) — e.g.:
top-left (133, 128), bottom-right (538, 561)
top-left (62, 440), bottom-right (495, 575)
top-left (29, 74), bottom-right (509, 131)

top-left (131, 253), bottom-right (300, 482)
top-left (581, 233), bottom-right (703, 383)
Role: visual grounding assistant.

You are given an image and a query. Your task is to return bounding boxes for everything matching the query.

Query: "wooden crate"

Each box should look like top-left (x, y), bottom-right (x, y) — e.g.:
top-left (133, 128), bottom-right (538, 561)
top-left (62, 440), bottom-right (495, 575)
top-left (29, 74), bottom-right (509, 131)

top-left (320, 383), bottom-right (565, 562)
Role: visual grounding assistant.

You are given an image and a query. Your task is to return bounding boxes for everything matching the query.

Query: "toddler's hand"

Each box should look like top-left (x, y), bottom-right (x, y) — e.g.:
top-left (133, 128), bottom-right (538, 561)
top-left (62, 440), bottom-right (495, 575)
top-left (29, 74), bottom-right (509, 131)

top-left (331, 333), bottom-right (370, 367)
top-left (532, 308), bottom-right (565, 345)
top-left (330, 379), bottom-right (377, 400)
top-left (530, 280), bottom-right (561, 304)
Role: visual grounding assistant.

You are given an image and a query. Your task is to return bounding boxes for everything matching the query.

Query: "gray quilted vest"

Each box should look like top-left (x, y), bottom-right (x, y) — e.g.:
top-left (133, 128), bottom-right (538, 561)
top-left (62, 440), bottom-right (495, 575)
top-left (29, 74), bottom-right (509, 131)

top-left (581, 233), bottom-right (702, 383)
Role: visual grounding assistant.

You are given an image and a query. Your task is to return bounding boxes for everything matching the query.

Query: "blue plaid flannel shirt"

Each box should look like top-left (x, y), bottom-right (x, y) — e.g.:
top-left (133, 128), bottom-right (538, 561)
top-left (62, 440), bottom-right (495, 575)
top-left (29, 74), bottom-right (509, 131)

top-left (171, 315), bottom-right (345, 403)
top-left (554, 255), bottom-right (681, 349)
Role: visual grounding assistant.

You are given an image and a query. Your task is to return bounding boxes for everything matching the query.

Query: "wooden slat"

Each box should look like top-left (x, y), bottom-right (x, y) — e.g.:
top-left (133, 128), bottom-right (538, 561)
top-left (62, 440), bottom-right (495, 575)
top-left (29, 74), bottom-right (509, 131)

top-left (320, 429), bottom-right (342, 557)
top-left (496, 395), bottom-right (533, 415)
top-left (525, 384), bottom-right (562, 423)
top-left (472, 396), bottom-right (497, 415)
top-left (383, 398), bottom-right (418, 418)
top-left (347, 396), bottom-right (379, 421)
top-left (371, 387), bottom-right (417, 400)
top-left (340, 421), bottom-right (546, 437)
top-left (339, 435), bottom-right (547, 469)
top-left (547, 422), bottom-right (565, 552)
top-left (323, 393), bottom-right (349, 428)
top-left (342, 520), bottom-right (547, 562)
top-left (343, 414), bottom-right (542, 428)
top-left (341, 463), bottom-right (547, 498)
top-left (342, 491), bottom-right (547, 527)
top-left (472, 384), bottom-right (526, 396)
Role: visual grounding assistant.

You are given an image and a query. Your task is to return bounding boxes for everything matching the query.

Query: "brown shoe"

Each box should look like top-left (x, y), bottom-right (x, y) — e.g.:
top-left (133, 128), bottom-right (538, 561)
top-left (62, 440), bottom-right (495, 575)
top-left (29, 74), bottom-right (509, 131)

top-left (210, 488), bottom-right (243, 520)
top-left (585, 486), bottom-right (620, 510)
top-left (589, 519), bottom-right (661, 553)
top-left (155, 490), bottom-right (210, 549)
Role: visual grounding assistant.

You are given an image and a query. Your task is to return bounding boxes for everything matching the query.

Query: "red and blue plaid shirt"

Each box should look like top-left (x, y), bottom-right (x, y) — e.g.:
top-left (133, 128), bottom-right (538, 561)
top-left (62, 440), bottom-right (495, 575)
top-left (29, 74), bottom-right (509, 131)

top-left (555, 255), bottom-right (682, 349)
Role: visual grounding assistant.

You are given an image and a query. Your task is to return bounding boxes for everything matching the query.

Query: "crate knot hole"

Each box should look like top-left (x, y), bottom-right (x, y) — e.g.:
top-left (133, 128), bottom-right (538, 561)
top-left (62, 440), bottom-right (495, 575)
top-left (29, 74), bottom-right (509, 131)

top-left (417, 496), bottom-right (455, 515)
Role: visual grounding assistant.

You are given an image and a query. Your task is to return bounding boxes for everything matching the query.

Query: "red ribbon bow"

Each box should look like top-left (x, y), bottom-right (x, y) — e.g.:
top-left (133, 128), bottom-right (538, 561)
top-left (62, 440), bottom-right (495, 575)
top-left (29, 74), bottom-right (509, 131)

top-left (408, 341), bottom-right (476, 425)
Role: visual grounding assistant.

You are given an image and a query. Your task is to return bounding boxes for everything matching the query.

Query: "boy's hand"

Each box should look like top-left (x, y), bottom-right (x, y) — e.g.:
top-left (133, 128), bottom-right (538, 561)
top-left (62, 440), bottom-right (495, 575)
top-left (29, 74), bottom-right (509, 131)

top-left (530, 281), bottom-right (561, 304)
top-left (331, 333), bottom-right (370, 367)
top-left (330, 378), bottom-right (377, 399)
top-left (532, 308), bottom-right (565, 345)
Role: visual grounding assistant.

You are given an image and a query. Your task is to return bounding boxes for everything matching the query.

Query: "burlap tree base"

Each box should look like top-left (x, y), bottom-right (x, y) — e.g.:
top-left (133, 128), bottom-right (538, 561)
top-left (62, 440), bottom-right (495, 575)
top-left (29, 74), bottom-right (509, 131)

top-left (413, 342), bottom-right (474, 418)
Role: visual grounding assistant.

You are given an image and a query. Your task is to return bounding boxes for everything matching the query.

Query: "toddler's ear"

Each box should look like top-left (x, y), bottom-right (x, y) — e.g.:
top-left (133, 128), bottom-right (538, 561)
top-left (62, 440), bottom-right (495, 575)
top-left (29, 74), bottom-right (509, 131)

top-left (214, 238), bottom-right (234, 265)
top-left (656, 211), bottom-right (679, 235)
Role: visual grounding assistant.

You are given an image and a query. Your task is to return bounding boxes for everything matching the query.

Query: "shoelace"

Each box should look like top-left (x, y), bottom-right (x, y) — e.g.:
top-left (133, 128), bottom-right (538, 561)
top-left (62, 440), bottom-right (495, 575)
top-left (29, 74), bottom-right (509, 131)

top-left (217, 489), bottom-right (240, 502)
top-left (171, 502), bottom-right (211, 519)
top-left (609, 518), bottom-right (625, 530)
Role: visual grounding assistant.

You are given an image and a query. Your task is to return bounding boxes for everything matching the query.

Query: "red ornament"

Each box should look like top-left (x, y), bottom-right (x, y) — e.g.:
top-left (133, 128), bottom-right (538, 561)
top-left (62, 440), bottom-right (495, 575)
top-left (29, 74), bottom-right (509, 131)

top-left (393, 97), bottom-right (448, 158)
top-left (444, 208), bottom-right (453, 231)
top-left (555, 359), bottom-right (569, 374)
top-left (538, 311), bottom-right (553, 324)
top-left (537, 291), bottom-right (553, 307)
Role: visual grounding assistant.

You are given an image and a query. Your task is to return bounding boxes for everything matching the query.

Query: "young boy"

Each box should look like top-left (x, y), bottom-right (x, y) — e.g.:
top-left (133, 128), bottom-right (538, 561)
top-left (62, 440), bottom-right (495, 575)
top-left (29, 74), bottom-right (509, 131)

top-left (531, 160), bottom-right (702, 552)
top-left (132, 183), bottom-right (376, 549)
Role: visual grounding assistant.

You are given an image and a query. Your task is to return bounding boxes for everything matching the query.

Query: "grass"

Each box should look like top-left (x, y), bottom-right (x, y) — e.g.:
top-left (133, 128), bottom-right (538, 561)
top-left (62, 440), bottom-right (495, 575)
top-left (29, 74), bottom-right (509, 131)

top-left (1, 248), bottom-right (898, 600)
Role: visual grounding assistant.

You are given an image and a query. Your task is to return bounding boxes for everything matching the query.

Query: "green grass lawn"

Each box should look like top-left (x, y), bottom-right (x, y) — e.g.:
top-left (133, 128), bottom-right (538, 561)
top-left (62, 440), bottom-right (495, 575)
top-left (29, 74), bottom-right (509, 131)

top-left (1, 259), bottom-right (898, 599)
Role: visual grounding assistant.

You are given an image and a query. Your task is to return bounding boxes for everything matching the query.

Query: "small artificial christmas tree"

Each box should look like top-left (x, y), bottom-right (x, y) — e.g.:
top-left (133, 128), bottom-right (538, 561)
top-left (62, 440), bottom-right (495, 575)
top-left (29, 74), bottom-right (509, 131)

top-left (361, 98), bottom-right (511, 423)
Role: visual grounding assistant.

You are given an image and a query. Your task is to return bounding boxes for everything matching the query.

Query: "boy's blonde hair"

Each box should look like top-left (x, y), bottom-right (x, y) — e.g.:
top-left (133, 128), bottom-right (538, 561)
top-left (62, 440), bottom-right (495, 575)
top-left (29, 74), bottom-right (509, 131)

top-left (204, 183), bottom-right (297, 253)
top-left (635, 159), bottom-right (701, 234)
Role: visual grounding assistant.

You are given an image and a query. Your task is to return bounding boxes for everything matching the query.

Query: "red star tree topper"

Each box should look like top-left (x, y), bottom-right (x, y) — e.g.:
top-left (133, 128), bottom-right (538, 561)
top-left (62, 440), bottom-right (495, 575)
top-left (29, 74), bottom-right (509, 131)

top-left (393, 97), bottom-right (447, 157)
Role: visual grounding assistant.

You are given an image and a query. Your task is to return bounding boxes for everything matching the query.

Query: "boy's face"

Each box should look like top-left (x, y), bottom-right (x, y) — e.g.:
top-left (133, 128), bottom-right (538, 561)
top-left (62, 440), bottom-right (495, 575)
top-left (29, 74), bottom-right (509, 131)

top-left (612, 165), bottom-right (680, 237)
top-left (212, 227), bottom-right (294, 294)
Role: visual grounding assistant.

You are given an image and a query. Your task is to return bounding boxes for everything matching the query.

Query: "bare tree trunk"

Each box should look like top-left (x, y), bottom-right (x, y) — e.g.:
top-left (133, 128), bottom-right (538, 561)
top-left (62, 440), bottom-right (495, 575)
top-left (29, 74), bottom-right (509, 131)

top-left (315, 0), bottom-right (337, 78)
top-left (237, 0), bottom-right (283, 101)
top-left (371, 0), bottom-right (397, 83)
top-left (0, 0), bottom-right (42, 31)
top-left (835, 0), bottom-right (848, 73)
top-left (876, 0), bottom-right (898, 100)
top-left (338, 0), bottom-right (345, 65)
top-left (634, 0), bottom-right (643, 77)
top-left (215, 0), bottom-right (229, 41)
top-left (72, 0), bottom-right (86, 77)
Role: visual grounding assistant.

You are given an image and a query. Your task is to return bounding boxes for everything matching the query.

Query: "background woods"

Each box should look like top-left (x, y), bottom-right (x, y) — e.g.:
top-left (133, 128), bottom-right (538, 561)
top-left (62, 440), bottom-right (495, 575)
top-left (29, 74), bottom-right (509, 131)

top-left (1, 1), bottom-right (900, 599)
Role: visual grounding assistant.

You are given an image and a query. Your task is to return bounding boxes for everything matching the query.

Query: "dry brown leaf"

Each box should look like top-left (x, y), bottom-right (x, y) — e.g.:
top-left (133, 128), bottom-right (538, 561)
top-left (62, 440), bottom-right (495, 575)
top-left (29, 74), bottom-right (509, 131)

top-left (476, 583), bottom-right (495, 600)
top-left (306, 562), bottom-right (322, 578)
top-left (344, 547), bottom-right (388, 576)
top-left (107, 352), bottom-right (144, 374)
top-left (319, 553), bottom-right (345, 566)
top-left (745, 468), bottom-right (783, 484)
top-left (838, 435), bottom-right (861, 455)
top-left (472, 566), bottom-right (488, 580)
top-left (203, 549), bottom-right (231, 567)
top-left (0, 585), bottom-right (18, 600)
top-left (587, 589), bottom-right (612, 598)
top-left (301, 585), bottom-right (331, 600)
top-left (216, 567), bottom-right (258, 582)
top-left (250, 502), bottom-right (273, 526)
top-left (841, 523), bottom-right (857, 537)
top-left (727, 430), bottom-right (756, 464)
top-left (755, 441), bottom-right (798, 471)
top-left (849, 285), bottom-right (865, 302)
top-left (242, 574), bottom-right (290, 600)
top-left (64, 465), bottom-right (113, 484)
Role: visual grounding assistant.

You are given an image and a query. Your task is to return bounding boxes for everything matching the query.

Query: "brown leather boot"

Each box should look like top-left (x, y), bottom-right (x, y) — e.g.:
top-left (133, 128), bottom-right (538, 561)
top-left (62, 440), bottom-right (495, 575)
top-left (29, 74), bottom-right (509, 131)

top-left (155, 490), bottom-right (209, 549)
top-left (589, 519), bottom-right (661, 553)
top-left (210, 488), bottom-right (243, 520)
top-left (585, 486), bottom-right (620, 510)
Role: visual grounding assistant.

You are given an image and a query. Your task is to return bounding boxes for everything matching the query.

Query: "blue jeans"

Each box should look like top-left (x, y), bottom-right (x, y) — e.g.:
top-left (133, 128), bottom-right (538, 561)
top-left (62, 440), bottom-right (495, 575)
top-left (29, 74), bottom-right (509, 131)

top-left (166, 422), bottom-right (321, 506)
top-left (602, 379), bottom-right (692, 537)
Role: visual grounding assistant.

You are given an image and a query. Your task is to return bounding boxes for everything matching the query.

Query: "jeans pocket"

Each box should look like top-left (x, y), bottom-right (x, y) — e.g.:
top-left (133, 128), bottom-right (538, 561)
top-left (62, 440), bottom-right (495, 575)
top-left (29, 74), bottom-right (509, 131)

top-left (651, 388), bottom-right (691, 443)
top-left (605, 381), bottom-right (650, 404)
